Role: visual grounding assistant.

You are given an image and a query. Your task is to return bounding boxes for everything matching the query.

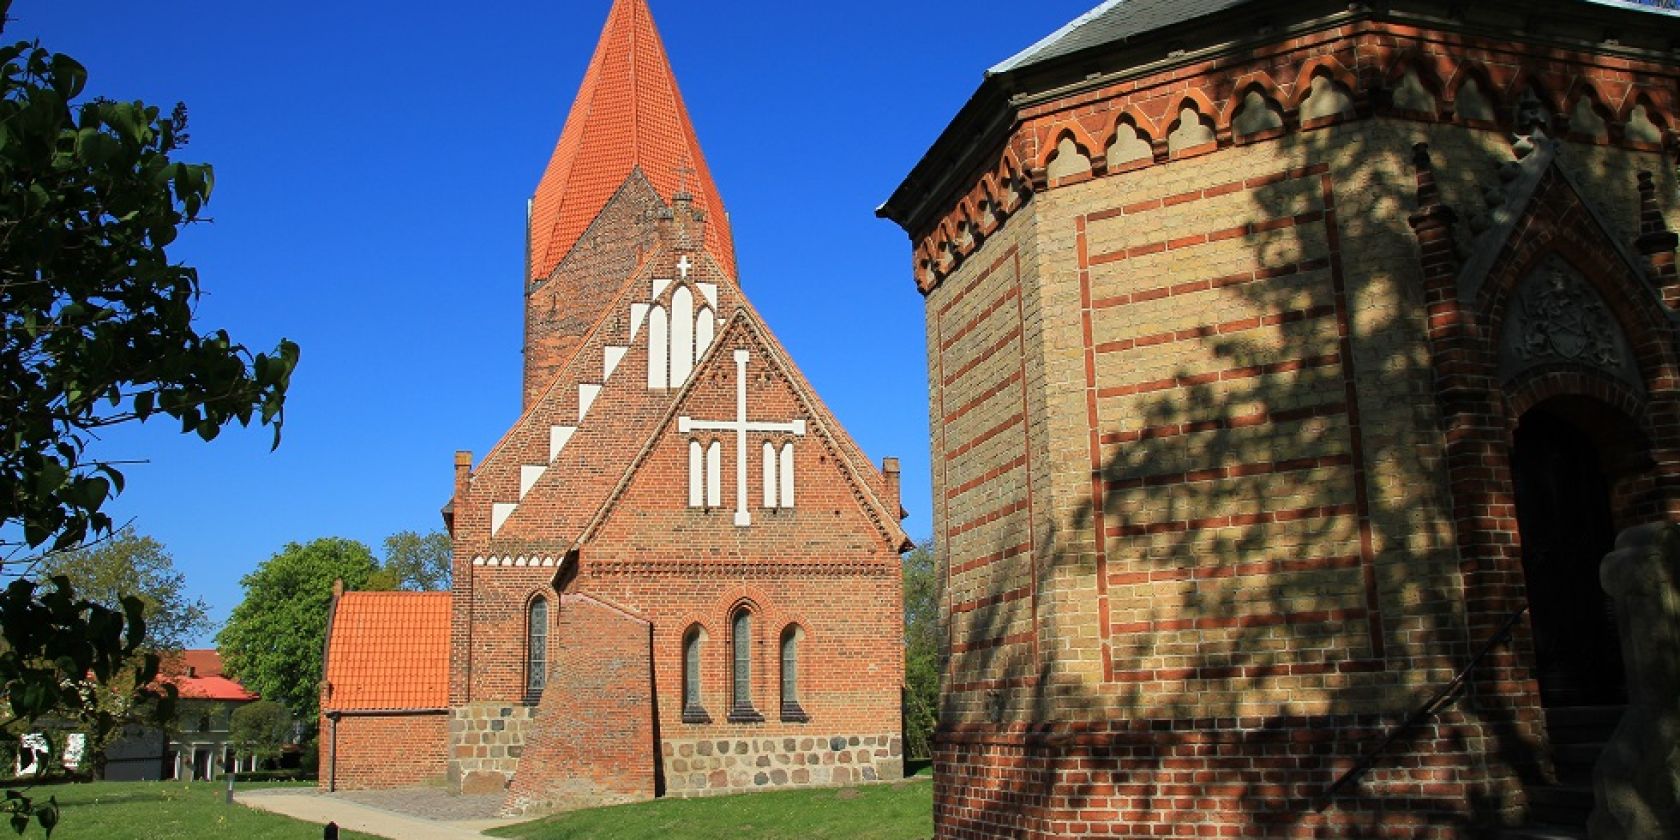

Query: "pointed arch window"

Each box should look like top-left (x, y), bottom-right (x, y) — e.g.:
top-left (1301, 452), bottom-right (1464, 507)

top-left (682, 625), bottom-right (710, 724)
top-left (780, 625), bottom-right (808, 722)
top-left (526, 596), bottom-right (548, 701)
top-left (728, 608), bottom-right (762, 723)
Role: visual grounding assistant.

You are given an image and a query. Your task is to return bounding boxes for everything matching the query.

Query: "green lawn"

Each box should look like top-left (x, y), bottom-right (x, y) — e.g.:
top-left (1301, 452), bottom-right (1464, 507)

top-left (489, 778), bottom-right (934, 840)
top-left (6, 781), bottom-right (381, 840)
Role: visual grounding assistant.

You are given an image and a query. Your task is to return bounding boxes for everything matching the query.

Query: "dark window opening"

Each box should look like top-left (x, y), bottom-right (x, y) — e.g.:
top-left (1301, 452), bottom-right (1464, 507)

top-left (728, 609), bottom-right (762, 723)
top-left (526, 596), bottom-right (548, 701)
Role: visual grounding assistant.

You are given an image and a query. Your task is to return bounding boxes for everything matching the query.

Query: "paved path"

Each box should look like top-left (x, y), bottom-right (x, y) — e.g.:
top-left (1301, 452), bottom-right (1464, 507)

top-left (236, 788), bottom-right (523, 840)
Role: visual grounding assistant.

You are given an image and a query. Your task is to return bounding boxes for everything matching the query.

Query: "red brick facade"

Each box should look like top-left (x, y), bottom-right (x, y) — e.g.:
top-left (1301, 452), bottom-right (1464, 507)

top-left (882, 0), bottom-right (1680, 836)
top-left (321, 0), bottom-right (908, 812)
top-left (323, 713), bottom-right (448, 792)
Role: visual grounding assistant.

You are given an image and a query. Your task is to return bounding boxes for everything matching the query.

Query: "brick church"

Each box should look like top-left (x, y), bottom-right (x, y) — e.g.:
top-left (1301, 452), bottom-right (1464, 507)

top-left (880, 0), bottom-right (1680, 837)
top-left (319, 0), bottom-right (909, 812)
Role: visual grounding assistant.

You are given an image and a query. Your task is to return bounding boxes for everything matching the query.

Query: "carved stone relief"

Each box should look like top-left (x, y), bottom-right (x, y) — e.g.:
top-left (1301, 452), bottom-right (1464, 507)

top-left (1499, 256), bottom-right (1642, 390)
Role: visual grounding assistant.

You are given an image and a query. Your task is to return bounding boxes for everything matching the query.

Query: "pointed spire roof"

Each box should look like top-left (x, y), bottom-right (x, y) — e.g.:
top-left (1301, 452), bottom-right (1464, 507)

top-left (529, 0), bottom-right (735, 282)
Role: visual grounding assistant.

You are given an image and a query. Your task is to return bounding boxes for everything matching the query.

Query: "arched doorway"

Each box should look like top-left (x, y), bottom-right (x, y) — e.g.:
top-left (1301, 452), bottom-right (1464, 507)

top-left (1510, 402), bottom-right (1632, 707)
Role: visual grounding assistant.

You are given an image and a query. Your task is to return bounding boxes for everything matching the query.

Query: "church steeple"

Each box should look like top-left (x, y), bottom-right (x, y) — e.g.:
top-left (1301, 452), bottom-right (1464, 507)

top-left (528, 0), bottom-right (735, 283)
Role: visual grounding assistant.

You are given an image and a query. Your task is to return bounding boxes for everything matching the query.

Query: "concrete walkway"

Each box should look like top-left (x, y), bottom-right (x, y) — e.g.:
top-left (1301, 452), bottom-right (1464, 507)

top-left (236, 789), bottom-right (523, 840)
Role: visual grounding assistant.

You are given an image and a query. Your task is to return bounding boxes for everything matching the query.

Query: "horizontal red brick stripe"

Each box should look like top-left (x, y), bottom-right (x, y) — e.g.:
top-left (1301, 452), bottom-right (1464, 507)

top-left (942, 325), bottom-right (1022, 386)
top-left (1090, 211), bottom-right (1326, 266)
top-left (1106, 502), bottom-right (1358, 537)
top-left (951, 541), bottom-right (1031, 577)
top-left (945, 414), bottom-right (1023, 462)
top-left (1109, 657), bottom-right (1383, 683)
top-left (1101, 401), bottom-right (1346, 445)
top-left (946, 454), bottom-right (1028, 501)
top-left (944, 368), bottom-right (1024, 424)
top-left (950, 630), bottom-right (1036, 655)
top-left (1111, 607), bottom-right (1366, 635)
top-left (950, 585), bottom-right (1033, 616)
top-left (935, 245), bottom-right (1018, 319)
top-left (1094, 304), bottom-right (1338, 355)
top-left (1090, 257), bottom-right (1331, 310)
top-left (940, 286), bottom-right (1020, 352)
top-left (1095, 353), bottom-right (1341, 399)
top-left (1107, 553), bottom-right (1362, 586)
top-left (949, 499), bottom-right (1030, 539)
top-left (1083, 164), bottom-right (1328, 223)
top-left (946, 675), bottom-right (1037, 694)
top-left (1107, 452), bottom-right (1352, 491)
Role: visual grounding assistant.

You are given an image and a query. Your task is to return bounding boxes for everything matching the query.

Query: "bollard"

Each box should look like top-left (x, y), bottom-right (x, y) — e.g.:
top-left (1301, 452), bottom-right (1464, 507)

top-left (225, 772), bottom-right (234, 805)
top-left (323, 821), bottom-right (339, 840)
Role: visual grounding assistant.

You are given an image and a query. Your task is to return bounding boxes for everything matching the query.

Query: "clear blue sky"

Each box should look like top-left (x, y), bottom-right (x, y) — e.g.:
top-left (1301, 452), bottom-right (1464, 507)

top-left (8, 0), bottom-right (1096, 644)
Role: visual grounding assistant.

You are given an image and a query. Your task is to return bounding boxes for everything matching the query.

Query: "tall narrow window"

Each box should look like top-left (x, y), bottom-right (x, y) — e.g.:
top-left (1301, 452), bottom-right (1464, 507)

top-left (688, 441), bottom-right (704, 508)
top-left (729, 609), bottom-right (762, 722)
top-left (778, 443), bottom-right (795, 508)
top-left (682, 626), bottom-right (709, 723)
top-left (526, 596), bottom-right (548, 699)
top-left (706, 440), bottom-right (722, 508)
top-left (671, 286), bottom-right (695, 387)
top-left (647, 305), bottom-right (669, 389)
top-left (762, 442), bottom-right (778, 508)
top-left (780, 625), bottom-right (807, 722)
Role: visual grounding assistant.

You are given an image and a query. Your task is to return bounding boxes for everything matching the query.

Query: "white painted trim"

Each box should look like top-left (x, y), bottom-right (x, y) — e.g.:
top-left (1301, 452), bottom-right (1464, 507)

top-left (762, 442), bottom-right (777, 509)
top-left (630, 303), bottom-right (650, 341)
top-left (604, 346), bottom-right (627, 380)
top-left (491, 503), bottom-right (518, 535)
top-left (698, 282), bottom-right (718, 310)
top-left (578, 384), bottom-right (601, 420)
top-left (695, 307), bottom-right (715, 361)
top-left (651, 277), bottom-right (672, 300)
top-left (648, 306), bottom-right (669, 389)
top-left (550, 426), bottom-right (576, 462)
top-left (779, 443), bottom-right (795, 508)
top-left (706, 440), bottom-right (722, 508)
top-left (689, 440), bottom-right (704, 508)
top-left (520, 465), bottom-right (545, 499)
top-left (670, 286), bottom-right (695, 387)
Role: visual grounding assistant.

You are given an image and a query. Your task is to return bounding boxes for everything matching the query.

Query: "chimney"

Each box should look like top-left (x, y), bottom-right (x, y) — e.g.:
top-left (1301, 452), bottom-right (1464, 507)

top-left (454, 451), bottom-right (473, 496)
top-left (882, 457), bottom-right (903, 520)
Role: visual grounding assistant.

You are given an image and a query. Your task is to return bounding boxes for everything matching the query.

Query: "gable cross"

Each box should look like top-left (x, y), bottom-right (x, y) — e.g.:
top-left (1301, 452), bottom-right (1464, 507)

top-left (677, 254), bottom-right (693, 279)
top-left (678, 349), bottom-right (805, 527)
top-left (674, 163), bottom-right (697, 197)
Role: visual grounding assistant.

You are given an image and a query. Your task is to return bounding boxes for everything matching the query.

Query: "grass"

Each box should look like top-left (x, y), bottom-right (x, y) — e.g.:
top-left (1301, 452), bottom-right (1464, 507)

top-left (6, 780), bottom-right (382, 840)
top-left (489, 778), bottom-right (934, 840)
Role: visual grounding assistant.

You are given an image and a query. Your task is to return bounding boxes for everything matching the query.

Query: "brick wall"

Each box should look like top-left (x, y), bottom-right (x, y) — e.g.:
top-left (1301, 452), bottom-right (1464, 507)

top-left (320, 713), bottom-right (448, 792)
top-left (911, 9), bottom-right (1680, 836)
top-left (504, 594), bottom-right (655, 815)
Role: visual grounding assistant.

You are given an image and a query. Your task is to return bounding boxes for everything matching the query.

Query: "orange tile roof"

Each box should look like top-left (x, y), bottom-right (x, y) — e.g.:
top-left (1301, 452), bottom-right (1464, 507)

top-left (529, 0), bottom-right (735, 283)
top-left (160, 649), bottom-right (259, 702)
top-left (322, 592), bottom-right (451, 712)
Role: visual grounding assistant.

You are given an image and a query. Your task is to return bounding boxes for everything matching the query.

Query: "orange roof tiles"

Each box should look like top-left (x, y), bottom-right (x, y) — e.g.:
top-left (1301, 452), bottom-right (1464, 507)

top-left (322, 592), bottom-right (451, 712)
top-left (160, 649), bottom-right (259, 702)
top-left (529, 0), bottom-right (735, 283)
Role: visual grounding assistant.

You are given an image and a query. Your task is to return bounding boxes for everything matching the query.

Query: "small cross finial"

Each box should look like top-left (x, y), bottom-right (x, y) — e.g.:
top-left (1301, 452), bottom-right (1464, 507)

top-left (677, 255), bottom-right (693, 279)
top-left (674, 163), bottom-right (697, 198)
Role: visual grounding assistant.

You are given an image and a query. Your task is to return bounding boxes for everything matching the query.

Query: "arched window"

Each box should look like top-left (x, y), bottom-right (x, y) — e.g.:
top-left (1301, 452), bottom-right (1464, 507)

top-left (728, 608), bottom-right (762, 722)
top-left (526, 596), bottom-right (548, 699)
top-left (780, 625), bottom-right (807, 722)
top-left (682, 625), bottom-right (709, 723)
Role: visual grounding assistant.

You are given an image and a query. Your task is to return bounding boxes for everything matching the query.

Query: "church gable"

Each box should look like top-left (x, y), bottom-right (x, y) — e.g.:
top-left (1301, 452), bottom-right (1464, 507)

top-left (584, 314), bottom-right (906, 560)
top-left (459, 240), bottom-right (743, 557)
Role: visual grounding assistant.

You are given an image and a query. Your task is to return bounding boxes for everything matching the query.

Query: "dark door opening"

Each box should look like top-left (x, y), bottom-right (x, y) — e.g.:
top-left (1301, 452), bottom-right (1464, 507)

top-left (1511, 407), bottom-right (1626, 707)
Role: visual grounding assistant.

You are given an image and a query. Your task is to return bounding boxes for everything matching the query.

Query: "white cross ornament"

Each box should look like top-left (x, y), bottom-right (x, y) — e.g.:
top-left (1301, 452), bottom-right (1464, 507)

top-left (678, 349), bottom-right (805, 527)
top-left (677, 255), bottom-right (693, 279)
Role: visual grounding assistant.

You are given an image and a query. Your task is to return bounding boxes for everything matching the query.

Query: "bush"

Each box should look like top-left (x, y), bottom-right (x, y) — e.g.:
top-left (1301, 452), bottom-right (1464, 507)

top-left (229, 769), bottom-right (315, 783)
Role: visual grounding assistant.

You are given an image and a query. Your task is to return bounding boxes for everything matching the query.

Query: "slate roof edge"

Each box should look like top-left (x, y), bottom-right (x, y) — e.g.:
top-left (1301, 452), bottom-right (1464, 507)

top-left (989, 0), bottom-right (1127, 75)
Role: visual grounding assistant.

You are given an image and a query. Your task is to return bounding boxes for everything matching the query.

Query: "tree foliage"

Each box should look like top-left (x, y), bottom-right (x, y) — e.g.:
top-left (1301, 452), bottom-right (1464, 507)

top-left (40, 528), bottom-right (208, 652)
top-left (0, 1), bottom-right (297, 829)
top-left (215, 538), bottom-right (381, 723)
top-left (228, 700), bottom-right (290, 767)
top-left (380, 529), bottom-right (451, 592)
top-left (902, 541), bottom-right (940, 761)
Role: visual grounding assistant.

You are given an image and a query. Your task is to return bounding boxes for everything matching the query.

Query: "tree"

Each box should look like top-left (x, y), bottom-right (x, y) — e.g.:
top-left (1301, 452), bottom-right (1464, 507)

top-left (902, 541), bottom-right (941, 761)
top-left (34, 529), bottom-right (208, 777)
top-left (40, 529), bottom-right (208, 652)
top-left (380, 529), bottom-right (451, 591)
top-left (0, 1), bottom-right (298, 829)
top-left (228, 700), bottom-right (290, 769)
top-left (215, 538), bottom-right (381, 723)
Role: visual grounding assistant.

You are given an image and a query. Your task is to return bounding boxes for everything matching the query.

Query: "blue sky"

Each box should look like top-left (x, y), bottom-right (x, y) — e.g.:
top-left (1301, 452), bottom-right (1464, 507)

top-left (7, 0), bottom-right (1097, 643)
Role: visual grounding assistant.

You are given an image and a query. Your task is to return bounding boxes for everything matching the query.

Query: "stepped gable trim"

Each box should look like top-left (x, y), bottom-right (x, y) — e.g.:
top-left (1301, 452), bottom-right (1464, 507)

top-left (472, 242), bottom-right (740, 557)
top-left (573, 310), bottom-right (910, 554)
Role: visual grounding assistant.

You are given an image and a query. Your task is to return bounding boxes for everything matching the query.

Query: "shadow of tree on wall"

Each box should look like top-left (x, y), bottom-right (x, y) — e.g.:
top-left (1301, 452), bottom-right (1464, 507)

top-left (940, 99), bottom-right (1665, 836)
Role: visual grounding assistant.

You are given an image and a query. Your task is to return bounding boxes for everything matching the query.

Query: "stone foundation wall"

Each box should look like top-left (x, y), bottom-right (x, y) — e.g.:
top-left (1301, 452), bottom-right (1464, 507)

top-left (447, 702), bottom-right (536, 794)
top-left (662, 732), bottom-right (903, 796)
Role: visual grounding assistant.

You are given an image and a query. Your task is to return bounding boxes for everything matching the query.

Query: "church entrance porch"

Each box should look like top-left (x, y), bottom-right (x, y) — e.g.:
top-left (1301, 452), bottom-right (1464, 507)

top-left (1511, 403), bottom-right (1630, 709)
